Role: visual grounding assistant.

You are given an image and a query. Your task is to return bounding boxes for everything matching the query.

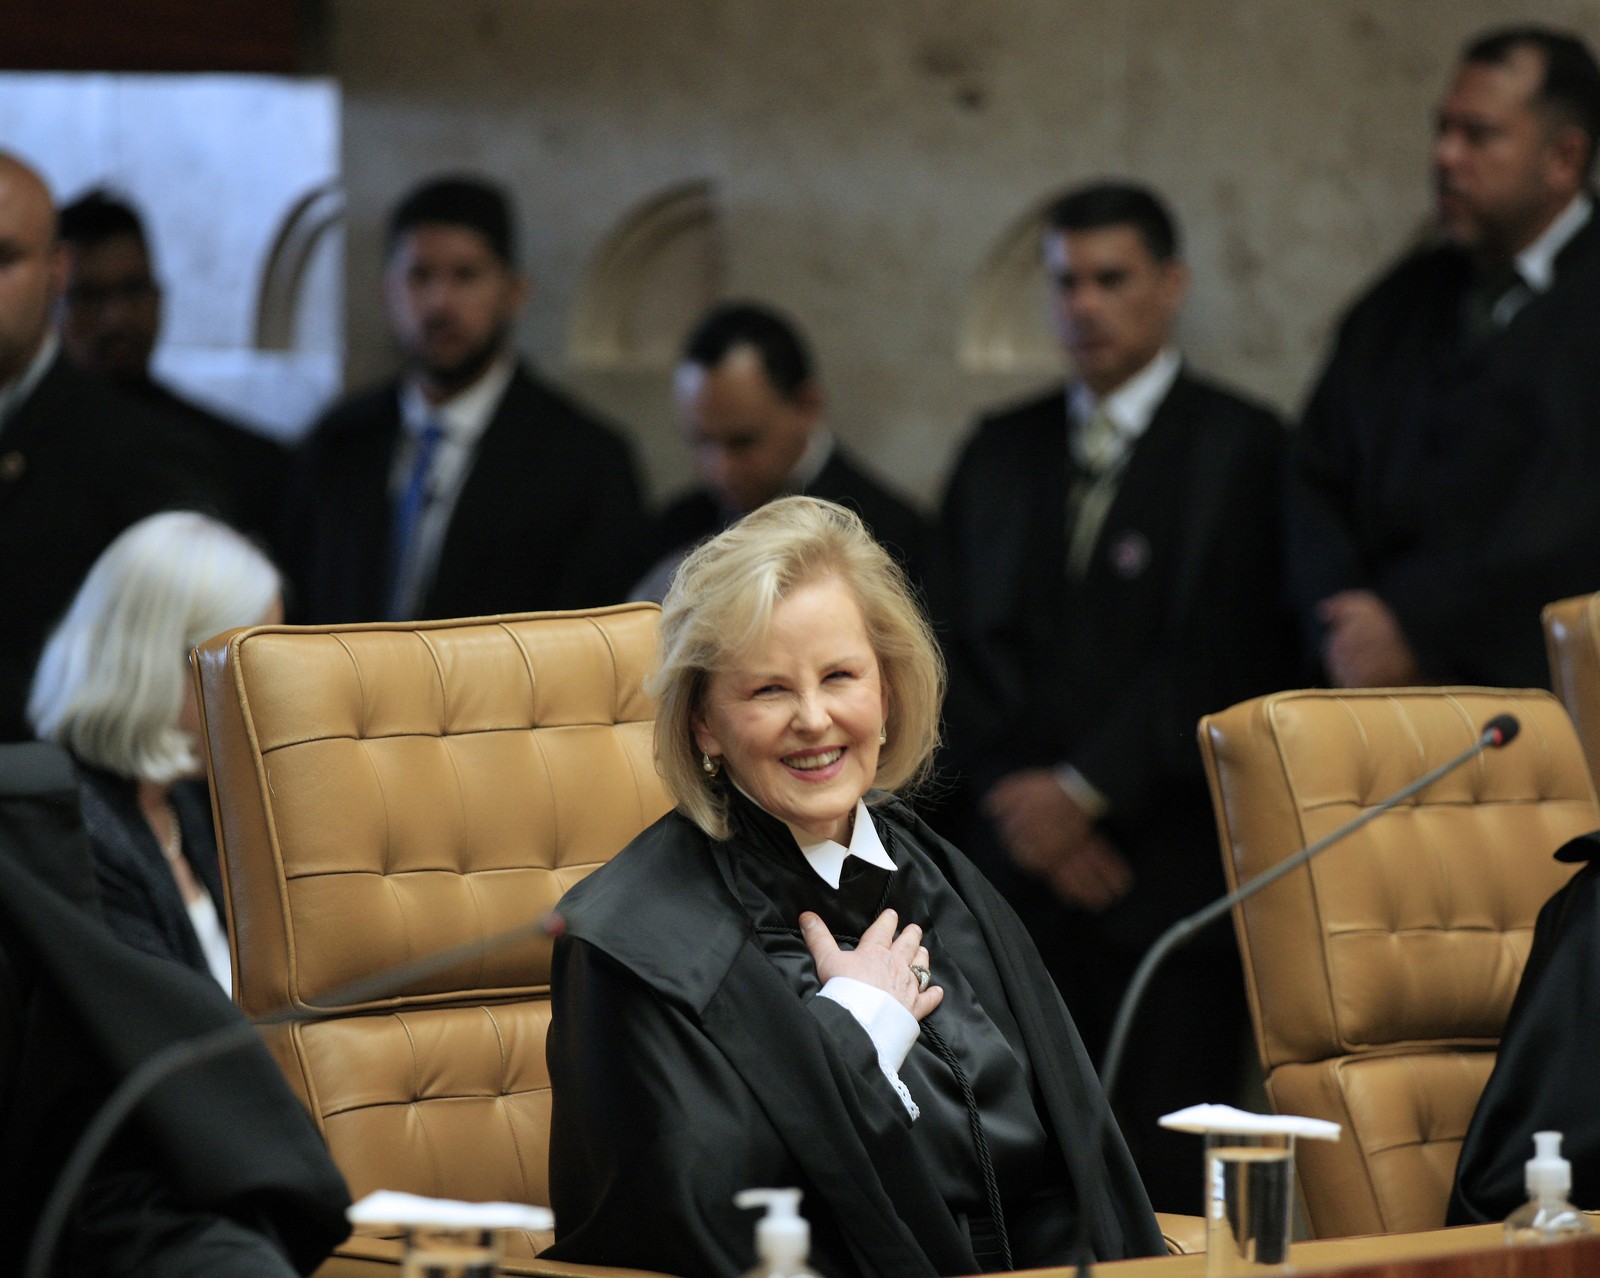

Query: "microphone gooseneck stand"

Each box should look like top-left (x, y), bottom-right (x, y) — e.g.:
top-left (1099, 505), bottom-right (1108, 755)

top-left (1069, 715), bottom-right (1519, 1275)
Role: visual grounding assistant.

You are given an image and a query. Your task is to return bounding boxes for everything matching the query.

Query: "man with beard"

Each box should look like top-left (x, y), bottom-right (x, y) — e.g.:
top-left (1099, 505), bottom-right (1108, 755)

top-left (282, 175), bottom-right (644, 622)
top-left (1288, 26), bottom-right (1600, 688)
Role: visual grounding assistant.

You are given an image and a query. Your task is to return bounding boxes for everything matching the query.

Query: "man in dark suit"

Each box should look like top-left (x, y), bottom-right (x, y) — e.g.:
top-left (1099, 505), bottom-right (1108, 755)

top-left (283, 175), bottom-right (645, 622)
top-left (1290, 25), bottom-right (1600, 689)
top-left (635, 302), bottom-right (923, 600)
top-left (56, 189), bottom-right (288, 546)
top-left (0, 153), bottom-right (209, 743)
top-left (937, 182), bottom-right (1295, 1212)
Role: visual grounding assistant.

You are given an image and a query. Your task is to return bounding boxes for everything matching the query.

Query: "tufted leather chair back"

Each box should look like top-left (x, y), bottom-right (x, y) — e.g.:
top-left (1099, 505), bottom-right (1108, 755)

top-left (193, 606), bottom-right (674, 1266)
top-left (1199, 688), bottom-right (1595, 1239)
top-left (1543, 592), bottom-right (1600, 795)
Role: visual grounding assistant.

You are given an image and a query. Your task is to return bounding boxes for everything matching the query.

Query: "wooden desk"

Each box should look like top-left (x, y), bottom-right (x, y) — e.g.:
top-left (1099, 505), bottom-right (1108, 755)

top-left (1047, 1223), bottom-right (1600, 1278)
top-left (318, 1220), bottom-right (1600, 1278)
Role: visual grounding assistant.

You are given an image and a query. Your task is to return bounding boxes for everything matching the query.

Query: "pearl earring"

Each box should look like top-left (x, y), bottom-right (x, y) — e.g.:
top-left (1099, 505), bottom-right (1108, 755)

top-left (702, 752), bottom-right (722, 778)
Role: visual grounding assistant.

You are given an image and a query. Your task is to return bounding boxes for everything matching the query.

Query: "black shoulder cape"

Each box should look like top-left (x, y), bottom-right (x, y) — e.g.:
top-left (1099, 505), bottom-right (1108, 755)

top-left (1449, 831), bottom-right (1600, 1223)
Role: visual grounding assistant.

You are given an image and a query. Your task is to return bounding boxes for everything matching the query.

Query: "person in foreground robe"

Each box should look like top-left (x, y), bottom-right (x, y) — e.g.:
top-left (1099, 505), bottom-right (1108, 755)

top-left (543, 495), bottom-right (1163, 1278)
top-left (1449, 830), bottom-right (1600, 1223)
top-left (0, 741), bottom-right (350, 1277)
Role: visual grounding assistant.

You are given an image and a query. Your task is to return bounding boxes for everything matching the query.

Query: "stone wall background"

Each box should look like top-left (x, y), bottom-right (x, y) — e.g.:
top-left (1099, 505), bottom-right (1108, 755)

top-left (314, 0), bottom-right (1600, 505)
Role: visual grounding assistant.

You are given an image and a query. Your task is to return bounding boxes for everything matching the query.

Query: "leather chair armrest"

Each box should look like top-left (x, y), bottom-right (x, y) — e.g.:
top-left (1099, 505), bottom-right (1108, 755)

top-left (1155, 1212), bottom-right (1207, 1255)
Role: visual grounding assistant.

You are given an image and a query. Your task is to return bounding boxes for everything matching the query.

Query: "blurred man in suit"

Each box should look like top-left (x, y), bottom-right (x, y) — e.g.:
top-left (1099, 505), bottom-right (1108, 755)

top-left (937, 182), bottom-right (1295, 1212)
top-left (284, 174), bottom-right (644, 622)
top-left (635, 301), bottom-right (922, 601)
top-left (1289, 26), bottom-right (1600, 688)
top-left (56, 189), bottom-right (288, 544)
top-left (0, 153), bottom-right (206, 742)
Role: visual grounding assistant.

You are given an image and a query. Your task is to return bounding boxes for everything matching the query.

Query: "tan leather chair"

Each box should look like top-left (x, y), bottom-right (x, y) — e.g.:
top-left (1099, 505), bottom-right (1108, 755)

top-left (1543, 592), bottom-right (1600, 795)
top-left (1198, 687), bottom-right (1596, 1240)
top-left (193, 606), bottom-right (675, 1277)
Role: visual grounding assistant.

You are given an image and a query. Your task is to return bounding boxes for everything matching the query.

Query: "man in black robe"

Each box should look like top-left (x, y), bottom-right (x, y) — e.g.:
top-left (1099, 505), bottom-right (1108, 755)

top-left (635, 302), bottom-right (924, 600)
top-left (1288, 26), bottom-right (1600, 689)
top-left (934, 182), bottom-right (1294, 1212)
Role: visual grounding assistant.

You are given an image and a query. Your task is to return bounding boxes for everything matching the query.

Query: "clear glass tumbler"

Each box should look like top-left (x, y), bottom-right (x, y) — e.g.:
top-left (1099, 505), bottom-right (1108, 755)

top-left (1204, 1130), bottom-right (1295, 1276)
top-left (399, 1225), bottom-right (501, 1278)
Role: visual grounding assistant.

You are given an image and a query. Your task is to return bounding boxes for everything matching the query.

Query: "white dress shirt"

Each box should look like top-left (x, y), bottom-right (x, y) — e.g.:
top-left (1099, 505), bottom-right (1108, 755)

top-left (1497, 192), bottom-right (1594, 324)
top-left (0, 332), bottom-right (58, 432)
top-left (777, 796), bottom-right (924, 1120)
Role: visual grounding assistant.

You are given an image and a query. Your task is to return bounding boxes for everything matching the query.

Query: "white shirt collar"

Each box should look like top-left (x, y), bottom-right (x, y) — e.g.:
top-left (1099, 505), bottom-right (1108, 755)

top-left (788, 425), bottom-right (834, 492)
top-left (399, 353), bottom-right (516, 444)
top-left (1068, 344), bottom-right (1182, 442)
top-left (731, 783), bottom-right (895, 889)
top-left (0, 332), bottom-right (58, 430)
top-left (786, 798), bottom-right (896, 889)
top-left (1516, 192), bottom-right (1592, 294)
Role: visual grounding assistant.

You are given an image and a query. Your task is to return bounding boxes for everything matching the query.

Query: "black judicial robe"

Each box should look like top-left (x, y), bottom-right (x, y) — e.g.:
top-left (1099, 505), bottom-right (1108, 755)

top-left (1448, 831), bottom-right (1600, 1224)
top-left (543, 795), bottom-right (1162, 1278)
top-left (0, 743), bottom-right (349, 1275)
top-left (1288, 211), bottom-right (1600, 688)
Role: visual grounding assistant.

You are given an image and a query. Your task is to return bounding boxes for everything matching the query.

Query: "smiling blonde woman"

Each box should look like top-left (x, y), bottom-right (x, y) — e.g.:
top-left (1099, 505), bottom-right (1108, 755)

top-left (544, 496), bottom-right (1162, 1278)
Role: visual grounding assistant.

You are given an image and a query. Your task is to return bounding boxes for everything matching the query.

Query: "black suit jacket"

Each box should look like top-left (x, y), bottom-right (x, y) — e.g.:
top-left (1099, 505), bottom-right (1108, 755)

top-left (544, 798), bottom-right (1162, 1278)
top-left (647, 444), bottom-right (926, 583)
top-left (129, 374), bottom-right (289, 549)
top-left (1288, 209), bottom-right (1600, 686)
top-left (283, 363), bottom-right (645, 622)
top-left (0, 353), bottom-right (212, 742)
top-left (936, 371), bottom-right (1295, 934)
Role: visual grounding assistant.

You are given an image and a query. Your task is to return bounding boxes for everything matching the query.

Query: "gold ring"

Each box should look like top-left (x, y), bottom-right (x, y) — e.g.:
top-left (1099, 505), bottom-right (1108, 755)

top-left (909, 963), bottom-right (931, 993)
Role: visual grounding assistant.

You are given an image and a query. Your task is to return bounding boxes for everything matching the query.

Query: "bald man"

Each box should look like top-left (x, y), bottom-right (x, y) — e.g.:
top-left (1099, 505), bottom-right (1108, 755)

top-left (0, 153), bottom-right (208, 740)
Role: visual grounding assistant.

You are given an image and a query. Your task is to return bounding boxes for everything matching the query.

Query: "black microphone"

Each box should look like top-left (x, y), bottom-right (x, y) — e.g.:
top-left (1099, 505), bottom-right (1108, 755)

top-left (1482, 713), bottom-right (1520, 748)
top-left (25, 909), bottom-right (568, 1278)
top-left (1070, 713), bottom-right (1519, 1273)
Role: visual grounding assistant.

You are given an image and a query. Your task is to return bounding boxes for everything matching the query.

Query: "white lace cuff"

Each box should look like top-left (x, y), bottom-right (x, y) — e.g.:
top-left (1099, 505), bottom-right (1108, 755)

top-left (819, 976), bottom-right (921, 1120)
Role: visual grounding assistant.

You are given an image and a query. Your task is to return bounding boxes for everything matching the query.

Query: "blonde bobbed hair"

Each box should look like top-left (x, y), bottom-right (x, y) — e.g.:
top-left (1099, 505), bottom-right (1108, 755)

top-left (29, 511), bottom-right (282, 784)
top-left (650, 495), bottom-right (944, 840)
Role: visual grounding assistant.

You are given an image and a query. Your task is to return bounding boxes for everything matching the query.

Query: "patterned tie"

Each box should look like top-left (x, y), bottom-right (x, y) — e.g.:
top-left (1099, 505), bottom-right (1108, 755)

top-left (387, 419), bottom-right (446, 620)
top-left (1067, 406), bottom-right (1126, 578)
top-left (1461, 264), bottom-right (1529, 347)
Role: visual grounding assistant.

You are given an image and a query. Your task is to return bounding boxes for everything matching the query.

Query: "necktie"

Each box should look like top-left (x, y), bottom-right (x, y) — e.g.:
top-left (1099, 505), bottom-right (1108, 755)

top-left (1461, 264), bottom-right (1529, 347)
top-left (1073, 404), bottom-right (1122, 474)
top-left (387, 419), bottom-right (445, 619)
top-left (1067, 406), bottom-right (1126, 578)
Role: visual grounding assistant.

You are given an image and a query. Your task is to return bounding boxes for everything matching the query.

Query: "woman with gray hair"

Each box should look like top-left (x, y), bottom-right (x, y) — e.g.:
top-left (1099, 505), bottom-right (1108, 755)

top-left (29, 510), bottom-right (282, 992)
top-left (544, 496), bottom-right (1161, 1277)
